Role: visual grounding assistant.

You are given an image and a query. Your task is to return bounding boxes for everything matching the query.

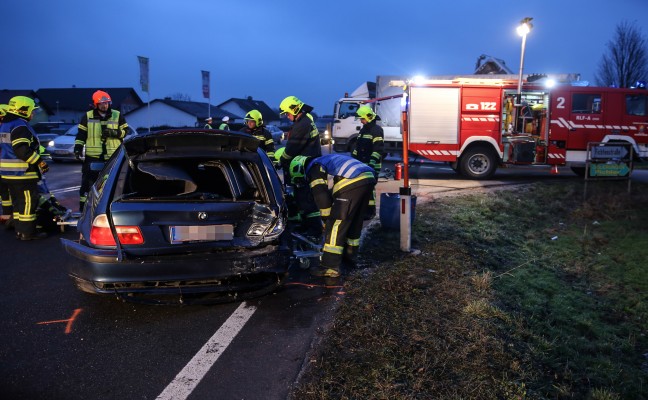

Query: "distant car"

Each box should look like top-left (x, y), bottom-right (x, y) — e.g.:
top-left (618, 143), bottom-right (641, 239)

top-left (36, 133), bottom-right (60, 161)
top-left (266, 125), bottom-right (284, 144)
top-left (46, 126), bottom-right (83, 162)
top-left (46, 125), bottom-right (136, 162)
top-left (60, 129), bottom-right (291, 304)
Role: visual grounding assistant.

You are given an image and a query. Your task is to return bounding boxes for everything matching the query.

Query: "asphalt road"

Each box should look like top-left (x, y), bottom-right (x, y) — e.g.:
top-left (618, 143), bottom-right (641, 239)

top-left (1, 151), bottom-right (645, 399)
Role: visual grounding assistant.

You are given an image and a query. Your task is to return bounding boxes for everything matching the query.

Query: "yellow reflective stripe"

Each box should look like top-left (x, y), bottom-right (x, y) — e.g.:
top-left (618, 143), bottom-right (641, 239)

top-left (361, 134), bottom-right (373, 139)
top-left (332, 172), bottom-right (374, 194)
top-left (306, 211), bottom-right (321, 218)
top-left (1, 200), bottom-right (12, 206)
top-left (368, 199), bottom-right (376, 206)
top-left (372, 137), bottom-right (384, 143)
top-left (324, 219), bottom-right (343, 255)
top-left (11, 138), bottom-right (30, 146)
top-left (265, 139), bottom-right (274, 145)
top-left (320, 207), bottom-right (331, 217)
top-left (1, 173), bottom-right (39, 179)
top-left (371, 152), bottom-right (382, 159)
top-left (346, 238), bottom-right (360, 246)
top-left (323, 244), bottom-right (344, 254)
top-left (309, 178), bottom-right (327, 189)
top-left (26, 153), bottom-right (39, 164)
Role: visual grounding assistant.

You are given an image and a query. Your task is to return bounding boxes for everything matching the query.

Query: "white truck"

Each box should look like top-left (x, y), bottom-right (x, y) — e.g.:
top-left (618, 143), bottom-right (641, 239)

top-left (331, 75), bottom-right (405, 153)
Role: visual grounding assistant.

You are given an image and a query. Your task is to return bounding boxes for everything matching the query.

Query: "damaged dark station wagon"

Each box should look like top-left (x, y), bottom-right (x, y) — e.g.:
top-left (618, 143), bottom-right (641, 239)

top-left (61, 130), bottom-right (291, 303)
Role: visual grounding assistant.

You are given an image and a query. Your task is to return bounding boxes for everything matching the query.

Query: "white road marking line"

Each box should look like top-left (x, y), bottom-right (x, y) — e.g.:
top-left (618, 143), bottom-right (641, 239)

top-left (50, 186), bottom-right (81, 194)
top-left (156, 302), bottom-right (256, 400)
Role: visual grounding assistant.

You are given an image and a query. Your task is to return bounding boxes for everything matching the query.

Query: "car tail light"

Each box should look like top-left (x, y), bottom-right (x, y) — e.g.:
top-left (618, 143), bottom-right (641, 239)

top-left (89, 214), bottom-right (144, 246)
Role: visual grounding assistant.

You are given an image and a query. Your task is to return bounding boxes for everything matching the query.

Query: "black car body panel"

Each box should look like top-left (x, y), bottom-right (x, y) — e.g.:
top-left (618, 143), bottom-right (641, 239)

top-left (61, 130), bottom-right (290, 302)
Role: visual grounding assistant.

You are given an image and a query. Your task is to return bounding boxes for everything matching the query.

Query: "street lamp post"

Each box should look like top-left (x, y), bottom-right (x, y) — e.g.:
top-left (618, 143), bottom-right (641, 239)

top-left (516, 17), bottom-right (533, 100)
top-left (514, 17), bottom-right (533, 132)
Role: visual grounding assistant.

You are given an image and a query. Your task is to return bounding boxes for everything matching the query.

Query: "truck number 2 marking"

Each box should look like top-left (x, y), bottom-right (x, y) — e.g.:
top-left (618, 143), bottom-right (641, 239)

top-left (466, 102), bottom-right (497, 111)
top-left (556, 97), bottom-right (566, 109)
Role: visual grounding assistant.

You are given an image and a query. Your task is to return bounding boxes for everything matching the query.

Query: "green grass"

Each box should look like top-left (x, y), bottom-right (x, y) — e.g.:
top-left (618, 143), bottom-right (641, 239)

top-left (290, 181), bottom-right (648, 400)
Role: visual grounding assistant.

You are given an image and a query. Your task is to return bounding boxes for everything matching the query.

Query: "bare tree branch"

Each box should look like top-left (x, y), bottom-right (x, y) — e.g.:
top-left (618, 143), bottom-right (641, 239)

top-left (595, 21), bottom-right (648, 87)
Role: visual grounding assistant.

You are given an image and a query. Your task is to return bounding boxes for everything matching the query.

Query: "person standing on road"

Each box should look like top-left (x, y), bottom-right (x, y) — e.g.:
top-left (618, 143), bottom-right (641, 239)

top-left (351, 105), bottom-right (384, 219)
top-left (204, 117), bottom-right (214, 129)
top-left (219, 116), bottom-right (230, 131)
top-left (0, 103), bottom-right (13, 227)
top-left (74, 90), bottom-right (129, 211)
top-left (240, 109), bottom-right (276, 163)
top-left (0, 96), bottom-right (50, 240)
top-left (288, 153), bottom-right (377, 278)
top-left (278, 95), bottom-right (323, 239)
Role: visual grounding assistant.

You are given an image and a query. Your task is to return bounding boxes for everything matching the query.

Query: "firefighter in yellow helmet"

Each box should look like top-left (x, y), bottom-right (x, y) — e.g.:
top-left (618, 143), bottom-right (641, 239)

top-left (74, 90), bottom-right (129, 211)
top-left (352, 105), bottom-right (384, 219)
top-left (0, 96), bottom-right (49, 240)
top-left (278, 96), bottom-right (323, 240)
top-left (240, 109), bottom-right (276, 163)
top-left (0, 104), bottom-right (14, 227)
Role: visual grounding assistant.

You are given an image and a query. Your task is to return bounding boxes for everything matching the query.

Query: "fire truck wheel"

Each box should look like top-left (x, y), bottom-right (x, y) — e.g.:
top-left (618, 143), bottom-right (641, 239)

top-left (459, 146), bottom-right (498, 179)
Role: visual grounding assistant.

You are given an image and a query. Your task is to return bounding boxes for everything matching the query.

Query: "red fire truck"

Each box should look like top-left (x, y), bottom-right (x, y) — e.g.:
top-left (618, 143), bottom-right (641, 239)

top-left (396, 77), bottom-right (648, 179)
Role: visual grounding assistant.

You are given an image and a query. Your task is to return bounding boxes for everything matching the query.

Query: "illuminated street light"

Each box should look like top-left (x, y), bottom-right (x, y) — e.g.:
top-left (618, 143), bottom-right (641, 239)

top-left (516, 17), bottom-right (533, 102)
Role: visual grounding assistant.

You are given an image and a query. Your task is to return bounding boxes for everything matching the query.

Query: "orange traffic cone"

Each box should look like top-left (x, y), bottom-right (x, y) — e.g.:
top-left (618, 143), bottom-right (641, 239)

top-left (550, 165), bottom-right (559, 175)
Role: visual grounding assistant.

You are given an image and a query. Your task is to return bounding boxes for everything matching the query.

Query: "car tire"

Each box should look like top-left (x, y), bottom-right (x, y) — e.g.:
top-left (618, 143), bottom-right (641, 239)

top-left (458, 146), bottom-right (498, 179)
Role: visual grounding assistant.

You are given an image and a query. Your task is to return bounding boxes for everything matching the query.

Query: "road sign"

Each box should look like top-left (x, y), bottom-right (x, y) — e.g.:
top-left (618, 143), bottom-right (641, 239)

top-left (589, 162), bottom-right (630, 177)
top-left (591, 145), bottom-right (628, 159)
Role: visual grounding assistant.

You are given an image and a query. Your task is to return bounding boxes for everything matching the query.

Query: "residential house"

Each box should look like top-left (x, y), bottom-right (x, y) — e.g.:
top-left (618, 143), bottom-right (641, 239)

top-left (217, 96), bottom-right (281, 127)
top-left (36, 87), bottom-right (143, 124)
top-left (124, 98), bottom-right (237, 133)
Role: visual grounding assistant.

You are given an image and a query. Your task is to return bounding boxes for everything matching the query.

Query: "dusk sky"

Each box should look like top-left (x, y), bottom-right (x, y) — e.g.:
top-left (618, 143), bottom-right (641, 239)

top-left (2, 0), bottom-right (647, 115)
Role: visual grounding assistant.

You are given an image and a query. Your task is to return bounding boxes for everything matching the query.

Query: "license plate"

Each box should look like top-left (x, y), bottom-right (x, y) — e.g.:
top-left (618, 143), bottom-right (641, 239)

top-left (170, 225), bottom-right (234, 243)
top-left (54, 150), bottom-right (69, 155)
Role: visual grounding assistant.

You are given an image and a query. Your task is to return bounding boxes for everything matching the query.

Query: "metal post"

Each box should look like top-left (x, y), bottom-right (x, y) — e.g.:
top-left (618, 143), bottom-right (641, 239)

top-left (399, 92), bottom-right (411, 252)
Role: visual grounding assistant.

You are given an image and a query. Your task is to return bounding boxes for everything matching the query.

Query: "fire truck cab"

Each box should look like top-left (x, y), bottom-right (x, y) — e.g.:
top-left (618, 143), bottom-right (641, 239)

top-left (403, 78), bottom-right (648, 179)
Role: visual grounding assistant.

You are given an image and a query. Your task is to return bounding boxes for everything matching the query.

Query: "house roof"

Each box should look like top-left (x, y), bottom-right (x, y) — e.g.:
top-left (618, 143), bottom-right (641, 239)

top-left (126, 98), bottom-right (237, 120)
top-left (474, 55), bottom-right (514, 75)
top-left (0, 89), bottom-right (48, 112)
top-left (35, 87), bottom-right (143, 111)
top-left (217, 97), bottom-right (280, 122)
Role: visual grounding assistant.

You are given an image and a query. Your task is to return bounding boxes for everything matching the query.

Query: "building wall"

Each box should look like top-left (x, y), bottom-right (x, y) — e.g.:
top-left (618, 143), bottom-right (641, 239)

top-left (125, 102), bottom-right (200, 132)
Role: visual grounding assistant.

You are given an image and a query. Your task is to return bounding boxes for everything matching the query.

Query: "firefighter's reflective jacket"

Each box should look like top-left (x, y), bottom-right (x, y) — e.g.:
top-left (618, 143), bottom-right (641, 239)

top-left (352, 118), bottom-right (384, 173)
top-left (0, 116), bottom-right (42, 180)
top-left (75, 109), bottom-right (128, 159)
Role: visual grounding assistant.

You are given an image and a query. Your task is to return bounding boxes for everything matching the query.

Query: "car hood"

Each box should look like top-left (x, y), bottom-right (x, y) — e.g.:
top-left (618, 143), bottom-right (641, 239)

top-left (124, 130), bottom-right (259, 160)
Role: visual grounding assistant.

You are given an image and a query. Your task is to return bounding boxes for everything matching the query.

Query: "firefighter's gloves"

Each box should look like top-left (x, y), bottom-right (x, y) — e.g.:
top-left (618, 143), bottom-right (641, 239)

top-left (74, 144), bottom-right (83, 160)
top-left (38, 159), bottom-right (49, 174)
top-left (102, 128), bottom-right (121, 140)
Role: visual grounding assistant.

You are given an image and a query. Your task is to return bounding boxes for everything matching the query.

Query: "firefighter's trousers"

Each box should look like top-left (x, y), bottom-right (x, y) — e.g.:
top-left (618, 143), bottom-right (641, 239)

top-left (79, 155), bottom-right (104, 211)
top-left (4, 178), bottom-right (39, 235)
top-left (291, 184), bottom-right (322, 239)
top-left (0, 178), bottom-right (12, 217)
top-left (321, 181), bottom-right (374, 271)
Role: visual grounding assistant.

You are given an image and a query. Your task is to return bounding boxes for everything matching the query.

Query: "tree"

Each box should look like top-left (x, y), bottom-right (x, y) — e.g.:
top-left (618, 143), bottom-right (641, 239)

top-left (595, 21), bottom-right (648, 88)
top-left (169, 93), bottom-right (192, 101)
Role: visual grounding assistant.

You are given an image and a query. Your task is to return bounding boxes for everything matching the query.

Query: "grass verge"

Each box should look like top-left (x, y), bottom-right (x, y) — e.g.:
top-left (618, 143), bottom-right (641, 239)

top-left (290, 180), bottom-right (648, 400)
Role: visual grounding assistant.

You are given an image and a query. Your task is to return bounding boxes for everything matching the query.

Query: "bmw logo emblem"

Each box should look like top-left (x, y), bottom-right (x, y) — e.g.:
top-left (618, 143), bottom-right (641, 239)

top-left (198, 212), bottom-right (208, 220)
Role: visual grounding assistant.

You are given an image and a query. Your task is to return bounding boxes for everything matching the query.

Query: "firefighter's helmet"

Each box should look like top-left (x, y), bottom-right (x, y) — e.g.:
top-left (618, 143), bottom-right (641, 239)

top-left (0, 104), bottom-right (8, 117)
top-left (245, 109), bottom-right (263, 126)
top-left (7, 96), bottom-right (39, 119)
top-left (92, 90), bottom-right (112, 106)
top-left (356, 105), bottom-right (376, 122)
top-left (289, 156), bottom-right (310, 182)
top-left (279, 96), bottom-right (304, 116)
top-left (274, 146), bottom-right (285, 163)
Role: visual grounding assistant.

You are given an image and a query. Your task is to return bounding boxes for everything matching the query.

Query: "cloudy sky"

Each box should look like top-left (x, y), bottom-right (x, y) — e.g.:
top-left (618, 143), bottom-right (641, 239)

top-left (2, 0), bottom-right (646, 114)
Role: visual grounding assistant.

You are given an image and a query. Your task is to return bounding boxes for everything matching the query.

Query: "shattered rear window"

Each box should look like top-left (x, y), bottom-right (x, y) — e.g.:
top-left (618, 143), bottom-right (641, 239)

top-left (123, 158), bottom-right (264, 202)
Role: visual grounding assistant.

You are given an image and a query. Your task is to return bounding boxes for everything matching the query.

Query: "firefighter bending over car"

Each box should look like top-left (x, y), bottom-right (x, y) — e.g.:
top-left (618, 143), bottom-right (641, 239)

top-left (75, 90), bottom-right (129, 211)
top-left (0, 96), bottom-right (50, 240)
top-left (278, 95), bottom-right (323, 240)
top-left (351, 105), bottom-right (384, 220)
top-left (240, 109), bottom-right (276, 164)
top-left (289, 154), bottom-right (377, 278)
